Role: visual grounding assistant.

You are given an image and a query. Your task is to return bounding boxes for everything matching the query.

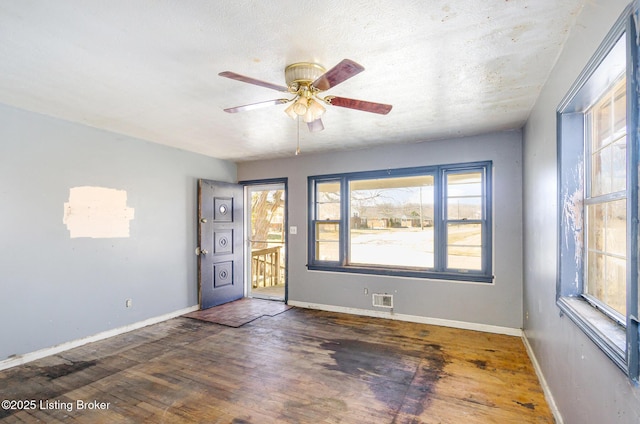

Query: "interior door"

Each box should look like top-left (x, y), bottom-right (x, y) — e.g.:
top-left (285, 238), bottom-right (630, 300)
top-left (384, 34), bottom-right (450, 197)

top-left (198, 179), bottom-right (244, 309)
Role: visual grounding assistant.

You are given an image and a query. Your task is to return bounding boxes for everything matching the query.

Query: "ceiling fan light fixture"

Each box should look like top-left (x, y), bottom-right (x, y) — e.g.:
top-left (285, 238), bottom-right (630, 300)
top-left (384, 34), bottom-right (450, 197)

top-left (284, 62), bottom-right (326, 88)
top-left (309, 98), bottom-right (325, 116)
top-left (284, 102), bottom-right (298, 119)
top-left (292, 96), bottom-right (308, 115)
top-left (302, 106), bottom-right (315, 123)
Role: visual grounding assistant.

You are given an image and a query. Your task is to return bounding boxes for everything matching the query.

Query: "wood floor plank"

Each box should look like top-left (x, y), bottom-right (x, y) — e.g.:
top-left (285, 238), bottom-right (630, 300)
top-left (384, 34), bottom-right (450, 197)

top-left (0, 305), bottom-right (552, 423)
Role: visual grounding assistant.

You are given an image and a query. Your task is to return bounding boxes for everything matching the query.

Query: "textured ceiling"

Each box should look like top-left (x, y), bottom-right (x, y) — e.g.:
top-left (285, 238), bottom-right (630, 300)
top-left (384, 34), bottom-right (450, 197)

top-left (0, 0), bottom-right (584, 162)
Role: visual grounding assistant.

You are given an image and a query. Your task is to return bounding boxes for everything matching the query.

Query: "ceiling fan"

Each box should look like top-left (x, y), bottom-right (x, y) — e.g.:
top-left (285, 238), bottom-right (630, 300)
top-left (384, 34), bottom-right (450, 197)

top-left (219, 59), bottom-right (392, 132)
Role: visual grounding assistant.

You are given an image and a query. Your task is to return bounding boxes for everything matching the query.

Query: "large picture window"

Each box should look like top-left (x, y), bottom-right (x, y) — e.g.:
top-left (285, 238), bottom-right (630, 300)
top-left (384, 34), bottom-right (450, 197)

top-left (557, 4), bottom-right (639, 381)
top-left (308, 162), bottom-right (493, 282)
top-left (349, 175), bottom-right (435, 268)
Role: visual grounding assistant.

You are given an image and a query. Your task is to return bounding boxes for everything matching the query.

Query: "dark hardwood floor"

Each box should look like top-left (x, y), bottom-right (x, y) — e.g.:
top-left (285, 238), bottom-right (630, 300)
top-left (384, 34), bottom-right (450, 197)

top-left (0, 306), bottom-right (553, 423)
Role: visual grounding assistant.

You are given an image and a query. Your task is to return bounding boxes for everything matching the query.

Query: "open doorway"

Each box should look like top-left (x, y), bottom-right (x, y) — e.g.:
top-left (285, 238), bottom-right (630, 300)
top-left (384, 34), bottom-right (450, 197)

top-left (245, 180), bottom-right (287, 301)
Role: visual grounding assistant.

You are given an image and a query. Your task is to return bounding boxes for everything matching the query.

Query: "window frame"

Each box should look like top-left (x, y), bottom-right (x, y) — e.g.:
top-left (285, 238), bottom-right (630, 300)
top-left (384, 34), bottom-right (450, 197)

top-left (556, 3), bottom-right (639, 382)
top-left (307, 161), bottom-right (493, 283)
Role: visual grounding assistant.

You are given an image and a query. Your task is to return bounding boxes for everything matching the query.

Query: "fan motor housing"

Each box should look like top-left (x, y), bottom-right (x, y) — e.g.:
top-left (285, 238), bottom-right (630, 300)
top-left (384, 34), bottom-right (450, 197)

top-left (285, 62), bottom-right (326, 89)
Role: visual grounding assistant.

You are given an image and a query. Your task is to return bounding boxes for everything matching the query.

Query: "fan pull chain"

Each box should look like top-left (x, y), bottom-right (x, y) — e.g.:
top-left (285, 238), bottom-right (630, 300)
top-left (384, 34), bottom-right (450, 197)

top-left (295, 116), bottom-right (301, 155)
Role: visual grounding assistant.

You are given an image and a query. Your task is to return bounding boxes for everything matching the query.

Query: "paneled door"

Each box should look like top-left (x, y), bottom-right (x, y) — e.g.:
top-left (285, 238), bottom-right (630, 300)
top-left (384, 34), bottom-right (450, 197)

top-left (197, 179), bottom-right (244, 309)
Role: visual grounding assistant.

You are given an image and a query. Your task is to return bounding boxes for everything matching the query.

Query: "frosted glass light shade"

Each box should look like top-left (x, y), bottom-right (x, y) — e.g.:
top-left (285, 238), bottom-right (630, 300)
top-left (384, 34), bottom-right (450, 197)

top-left (308, 98), bottom-right (326, 119)
top-left (284, 103), bottom-right (297, 119)
top-left (293, 96), bottom-right (308, 115)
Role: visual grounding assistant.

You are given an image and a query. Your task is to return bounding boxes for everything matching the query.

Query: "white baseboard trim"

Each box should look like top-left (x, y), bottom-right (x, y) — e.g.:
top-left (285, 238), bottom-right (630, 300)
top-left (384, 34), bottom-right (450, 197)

top-left (288, 301), bottom-right (522, 337)
top-left (0, 305), bottom-right (200, 372)
top-left (522, 333), bottom-right (563, 424)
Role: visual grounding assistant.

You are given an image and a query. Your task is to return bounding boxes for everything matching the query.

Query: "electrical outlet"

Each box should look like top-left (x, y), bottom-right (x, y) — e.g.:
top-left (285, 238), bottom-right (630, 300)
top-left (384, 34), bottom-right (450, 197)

top-left (290, 226), bottom-right (297, 235)
top-left (364, 288), bottom-right (368, 295)
top-left (125, 298), bottom-right (132, 308)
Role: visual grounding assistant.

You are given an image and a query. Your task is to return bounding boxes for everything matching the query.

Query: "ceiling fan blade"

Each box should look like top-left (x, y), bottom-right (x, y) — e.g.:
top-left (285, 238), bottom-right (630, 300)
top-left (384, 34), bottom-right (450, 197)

top-left (328, 96), bottom-right (392, 115)
top-left (219, 71), bottom-right (289, 92)
top-left (223, 99), bottom-right (289, 113)
top-left (307, 118), bottom-right (324, 132)
top-left (312, 59), bottom-right (365, 91)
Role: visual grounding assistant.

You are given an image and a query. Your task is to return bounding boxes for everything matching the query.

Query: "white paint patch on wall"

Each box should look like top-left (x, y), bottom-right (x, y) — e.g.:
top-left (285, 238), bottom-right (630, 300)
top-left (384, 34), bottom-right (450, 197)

top-left (63, 186), bottom-right (135, 238)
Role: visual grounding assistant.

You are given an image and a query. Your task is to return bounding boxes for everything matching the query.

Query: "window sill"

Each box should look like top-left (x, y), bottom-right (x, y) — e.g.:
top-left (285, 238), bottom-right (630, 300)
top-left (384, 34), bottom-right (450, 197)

top-left (558, 296), bottom-right (627, 372)
top-left (307, 263), bottom-right (494, 283)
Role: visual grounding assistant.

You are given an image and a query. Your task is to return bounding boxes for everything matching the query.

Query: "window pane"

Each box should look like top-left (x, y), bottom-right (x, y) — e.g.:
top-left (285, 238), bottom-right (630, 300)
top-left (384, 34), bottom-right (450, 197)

top-left (448, 246), bottom-right (482, 270)
top-left (594, 100), bottom-right (611, 149)
top-left (587, 204), bottom-right (605, 251)
top-left (591, 145), bottom-right (612, 196)
top-left (588, 253), bottom-right (627, 317)
top-left (447, 223), bottom-right (482, 270)
top-left (318, 203), bottom-right (340, 220)
top-left (315, 242), bottom-right (339, 261)
top-left (611, 138), bottom-right (626, 193)
top-left (316, 222), bottom-right (339, 241)
top-left (350, 228), bottom-right (434, 268)
top-left (447, 172), bottom-right (482, 220)
top-left (447, 172), bottom-right (482, 195)
top-left (590, 77), bottom-right (626, 198)
top-left (586, 198), bottom-right (627, 316)
top-left (349, 175), bottom-right (434, 268)
top-left (317, 181), bottom-right (340, 202)
top-left (607, 199), bottom-right (626, 257)
top-left (606, 256), bottom-right (626, 316)
top-left (448, 197), bottom-right (482, 220)
top-left (317, 181), bottom-right (340, 220)
top-left (587, 251), bottom-right (606, 300)
top-left (315, 222), bottom-right (340, 261)
top-left (613, 83), bottom-right (626, 135)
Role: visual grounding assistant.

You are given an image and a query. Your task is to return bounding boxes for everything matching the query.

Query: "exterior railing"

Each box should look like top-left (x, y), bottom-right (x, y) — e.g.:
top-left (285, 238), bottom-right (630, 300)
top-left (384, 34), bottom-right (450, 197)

top-left (251, 245), bottom-right (283, 288)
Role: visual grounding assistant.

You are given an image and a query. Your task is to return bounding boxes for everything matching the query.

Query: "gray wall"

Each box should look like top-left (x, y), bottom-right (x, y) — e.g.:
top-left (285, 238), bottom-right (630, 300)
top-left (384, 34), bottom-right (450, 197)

top-left (238, 131), bottom-right (524, 329)
top-left (0, 103), bottom-right (236, 361)
top-left (523, 0), bottom-right (640, 422)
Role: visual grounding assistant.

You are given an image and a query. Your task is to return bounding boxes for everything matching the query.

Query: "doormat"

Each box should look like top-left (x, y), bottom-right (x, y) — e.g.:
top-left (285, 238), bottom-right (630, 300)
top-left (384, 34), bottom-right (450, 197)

top-left (184, 298), bottom-right (293, 328)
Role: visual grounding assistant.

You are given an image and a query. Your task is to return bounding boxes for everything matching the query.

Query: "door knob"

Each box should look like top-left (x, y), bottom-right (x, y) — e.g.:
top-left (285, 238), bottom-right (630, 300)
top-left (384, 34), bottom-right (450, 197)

top-left (195, 247), bottom-right (209, 256)
top-left (200, 218), bottom-right (207, 223)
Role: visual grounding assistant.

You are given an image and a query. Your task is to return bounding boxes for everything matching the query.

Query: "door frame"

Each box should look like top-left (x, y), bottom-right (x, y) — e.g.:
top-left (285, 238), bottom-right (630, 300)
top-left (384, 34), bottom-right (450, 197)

top-left (240, 177), bottom-right (288, 303)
